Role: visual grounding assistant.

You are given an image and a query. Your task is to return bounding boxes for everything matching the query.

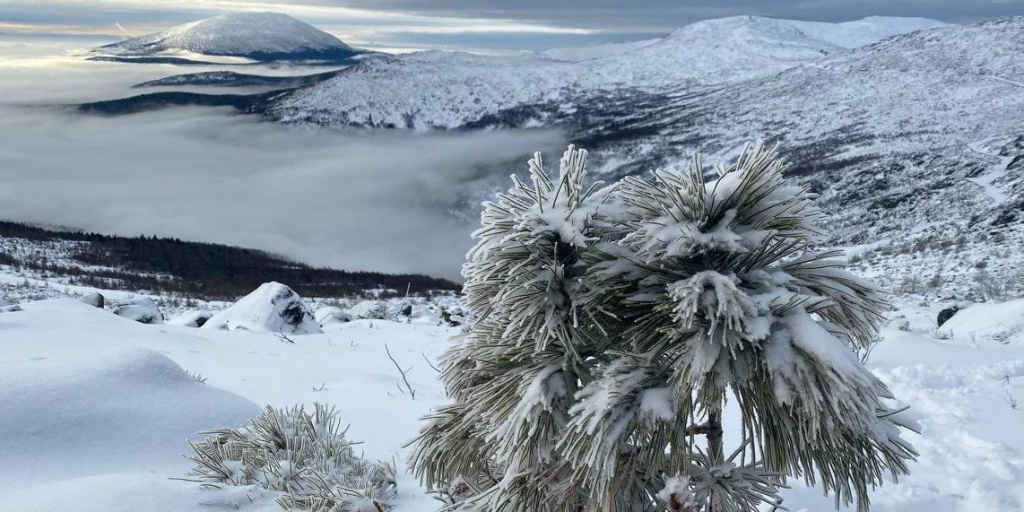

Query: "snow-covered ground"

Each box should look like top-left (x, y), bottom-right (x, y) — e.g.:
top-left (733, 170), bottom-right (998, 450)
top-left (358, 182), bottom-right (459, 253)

top-left (0, 293), bottom-right (1021, 511)
top-left (0, 298), bottom-right (454, 511)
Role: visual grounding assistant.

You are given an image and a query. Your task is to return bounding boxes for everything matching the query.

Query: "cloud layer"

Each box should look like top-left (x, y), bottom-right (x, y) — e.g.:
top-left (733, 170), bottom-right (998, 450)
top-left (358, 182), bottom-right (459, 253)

top-left (3, 0), bottom-right (1017, 51)
top-left (0, 41), bottom-right (565, 279)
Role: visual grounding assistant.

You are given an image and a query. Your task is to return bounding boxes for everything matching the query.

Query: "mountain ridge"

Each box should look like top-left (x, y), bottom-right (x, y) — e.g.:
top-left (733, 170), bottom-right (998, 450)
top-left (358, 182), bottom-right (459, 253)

top-left (94, 12), bottom-right (363, 63)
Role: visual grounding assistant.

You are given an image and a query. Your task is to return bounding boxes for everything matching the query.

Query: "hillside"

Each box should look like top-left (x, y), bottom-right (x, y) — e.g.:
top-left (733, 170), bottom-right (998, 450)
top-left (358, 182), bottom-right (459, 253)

top-left (269, 16), bottom-right (1024, 300)
top-left (269, 15), bottom-right (945, 129)
top-left (0, 221), bottom-right (459, 301)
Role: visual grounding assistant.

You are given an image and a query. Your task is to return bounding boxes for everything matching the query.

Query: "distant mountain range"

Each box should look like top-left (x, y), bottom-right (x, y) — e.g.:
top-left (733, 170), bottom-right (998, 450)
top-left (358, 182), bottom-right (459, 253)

top-left (269, 15), bottom-right (949, 129)
top-left (80, 12), bottom-right (1024, 298)
top-left (92, 12), bottom-right (365, 63)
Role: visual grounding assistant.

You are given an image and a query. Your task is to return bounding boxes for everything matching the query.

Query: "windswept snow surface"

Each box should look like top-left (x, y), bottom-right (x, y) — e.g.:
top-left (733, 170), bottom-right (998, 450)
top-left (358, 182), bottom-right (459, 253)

top-left (0, 298), bottom-right (453, 510)
top-left (95, 12), bottom-right (357, 61)
top-left (1, 295), bottom-right (1023, 510)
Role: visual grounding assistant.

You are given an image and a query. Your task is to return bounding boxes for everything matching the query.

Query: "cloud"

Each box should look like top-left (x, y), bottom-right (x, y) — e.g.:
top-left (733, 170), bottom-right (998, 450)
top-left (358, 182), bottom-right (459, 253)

top-left (6, 0), bottom-right (1015, 51)
top-left (0, 41), bottom-right (566, 280)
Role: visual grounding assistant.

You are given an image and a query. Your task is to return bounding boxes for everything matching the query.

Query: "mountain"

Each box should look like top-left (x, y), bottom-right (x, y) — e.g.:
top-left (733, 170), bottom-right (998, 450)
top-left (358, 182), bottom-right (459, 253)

top-left (94, 12), bottom-right (362, 63)
top-left (265, 15), bottom-right (1024, 299)
top-left (268, 15), bottom-right (946, 129)
top-left (586, 16), bottom-right (1024, 296)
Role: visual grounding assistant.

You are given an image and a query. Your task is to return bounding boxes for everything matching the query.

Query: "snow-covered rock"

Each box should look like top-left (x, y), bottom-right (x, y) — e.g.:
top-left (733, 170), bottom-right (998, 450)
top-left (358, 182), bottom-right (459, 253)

top-left (112, 297), bottom-right (164, 324)
top-left (345, 299), bottom-right (388, 320)
top-left (314, 306), bottom-right (351, 328)
top-left (203, 282), bottom-right (321, 334)
top-left (937, 298), bottom-right (1024, 343)
top-left (167, 310), bottom-right (214, 328)
top-left (79, 292), bottom-right (104, 309)
top-left (0, 348), bottom-right (259, 490)
top-left (94, 12), bottom-right (361, 62)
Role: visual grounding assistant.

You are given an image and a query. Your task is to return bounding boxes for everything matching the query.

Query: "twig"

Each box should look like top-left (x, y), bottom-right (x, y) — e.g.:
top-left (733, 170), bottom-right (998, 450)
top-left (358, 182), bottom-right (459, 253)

top-left (422, 352), bottom-right (441, 374)
top-left (276, 332), bottom-right (295, 344)
top-left (312, 382), bottom-right (326, 392)
top-left (385, 343), bottom-right (416, 400)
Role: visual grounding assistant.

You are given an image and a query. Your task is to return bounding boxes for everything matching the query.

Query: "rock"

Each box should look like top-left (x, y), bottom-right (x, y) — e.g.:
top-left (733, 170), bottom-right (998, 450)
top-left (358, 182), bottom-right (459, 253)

top-left (315, 306), bottom-right (351, 328)
top-left (441, 306), bottom-right (464, 327)
top-left (112, 297), bottom-right (164, 324)
top-left (937, 305), bottom-right (961, 327)
top-left (0, 304), bottom-right (22, 314)
top-left (168, 310), bottom-right (214, 328)
top-left (203, 282), bottom-right (321, 334)
top-left (397, 301), bottom-right (414, 317)
top-left (346, 300), bottom-right (388, 320)
top-left (79, 292), bottom-right (105, 309)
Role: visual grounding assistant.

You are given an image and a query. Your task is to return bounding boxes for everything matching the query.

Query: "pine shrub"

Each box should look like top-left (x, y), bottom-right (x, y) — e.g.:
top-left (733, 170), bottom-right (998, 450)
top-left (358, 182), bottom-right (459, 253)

top-left (409, 142), bottom-right (917, 512)
top-left (186, 403), bottom-right (397, 511)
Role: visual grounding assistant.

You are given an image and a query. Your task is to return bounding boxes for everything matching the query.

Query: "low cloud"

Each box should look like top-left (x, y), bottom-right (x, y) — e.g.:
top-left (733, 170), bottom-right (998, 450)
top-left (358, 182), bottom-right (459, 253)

top-left (0, 41), bottom-right (565, 280)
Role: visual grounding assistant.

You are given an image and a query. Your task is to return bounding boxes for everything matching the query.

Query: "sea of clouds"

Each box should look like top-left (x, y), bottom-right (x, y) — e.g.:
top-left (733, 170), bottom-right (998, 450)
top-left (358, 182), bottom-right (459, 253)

top-left (0, 37), bottom-right (565, 280)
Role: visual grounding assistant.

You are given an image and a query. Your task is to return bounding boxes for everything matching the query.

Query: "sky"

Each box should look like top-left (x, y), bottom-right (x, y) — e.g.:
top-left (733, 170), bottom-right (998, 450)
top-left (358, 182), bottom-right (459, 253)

top-left (1, 0), bottom-right (1019, 51)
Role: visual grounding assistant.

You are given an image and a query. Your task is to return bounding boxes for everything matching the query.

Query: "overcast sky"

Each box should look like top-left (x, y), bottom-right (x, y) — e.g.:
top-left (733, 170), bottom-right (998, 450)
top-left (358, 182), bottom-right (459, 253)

top-left (1, 0), bottom-right (1019, 51)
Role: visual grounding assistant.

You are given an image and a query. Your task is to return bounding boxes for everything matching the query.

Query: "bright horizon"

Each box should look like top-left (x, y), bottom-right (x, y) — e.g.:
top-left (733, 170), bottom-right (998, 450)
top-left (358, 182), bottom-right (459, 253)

top-left (1, 0), bottom-right (1017, 52)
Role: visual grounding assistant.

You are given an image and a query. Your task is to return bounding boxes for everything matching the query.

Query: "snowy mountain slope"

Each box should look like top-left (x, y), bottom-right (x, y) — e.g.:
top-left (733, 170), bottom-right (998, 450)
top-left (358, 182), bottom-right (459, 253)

top-left (577, 15), bottom-right (948, 86)
top-left (577, 17), bottom-right (1024, 298)
top-left (270, 15), bottom-right (944, 129)
top-left (1, 293), bottom-right (1023, 511)
top-left (95, 12), bottom-right (361, 62)
top-left (539, 37), bottom-right (661, 61)
top-left (266, 16), bottom-right (1024, 297)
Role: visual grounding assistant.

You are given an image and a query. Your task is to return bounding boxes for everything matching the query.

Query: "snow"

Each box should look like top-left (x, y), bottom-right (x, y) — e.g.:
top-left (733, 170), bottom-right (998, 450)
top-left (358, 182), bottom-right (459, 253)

top-left (111, 296), bottom-right (164, 324)
top-left (95, 12), bottom-right (353, 60)
top-left (0, 293), bottom-right (1023, 510)
top-left (0, 339), bottom-right (259, 490)
top-left (315, 305), bottom-right (352, 328)
top-left (202, 282), bottom-right (321, 334)
top-left (967, 137), bottom-right (1013, 206)
top-left (937, 298), bottom-right (1024, 343)
top-left (0, 297), bottom-right (454, 511)
top-left (273, 15), bottom-right (945, 129)
top-left (167, 310), bottom-right (214, 327)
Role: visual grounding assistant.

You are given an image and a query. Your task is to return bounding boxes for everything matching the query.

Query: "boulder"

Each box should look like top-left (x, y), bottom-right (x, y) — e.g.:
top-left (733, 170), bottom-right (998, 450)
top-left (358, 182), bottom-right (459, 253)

top-left (937, 305), bottom-right (961, 327)
top-left (112, 297), bottom-right (164, 324)
top-left (397, 301), bottom-right (414, 317)
top-left (203, 282), bottom-right (321, 334)
top-left (315, 306), bottom-right (351, 328)
top-left (346, 300), bottom-right (388, 320)
top-left (168, 310), bottom-right (214, 328)
top-left (79, 292), bottom-right (105, 309)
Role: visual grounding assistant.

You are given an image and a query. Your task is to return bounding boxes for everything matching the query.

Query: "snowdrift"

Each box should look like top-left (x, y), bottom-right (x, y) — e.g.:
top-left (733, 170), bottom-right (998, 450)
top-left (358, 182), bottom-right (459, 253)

top-left (0, 349), bottom-right (259, 491)
top-left (203, 281), bottom-right (321, 334)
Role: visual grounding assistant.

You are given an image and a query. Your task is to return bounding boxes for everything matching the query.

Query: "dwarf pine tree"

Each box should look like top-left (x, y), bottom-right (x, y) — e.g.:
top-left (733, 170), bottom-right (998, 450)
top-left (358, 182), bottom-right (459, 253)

top-left (409, 142), bottom-right (917, 512)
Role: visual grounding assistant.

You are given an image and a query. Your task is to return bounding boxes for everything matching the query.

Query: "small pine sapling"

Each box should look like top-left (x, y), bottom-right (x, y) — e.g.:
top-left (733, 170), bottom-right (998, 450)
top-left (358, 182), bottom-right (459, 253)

top-left (409, 142), bottom-right (917, 512)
